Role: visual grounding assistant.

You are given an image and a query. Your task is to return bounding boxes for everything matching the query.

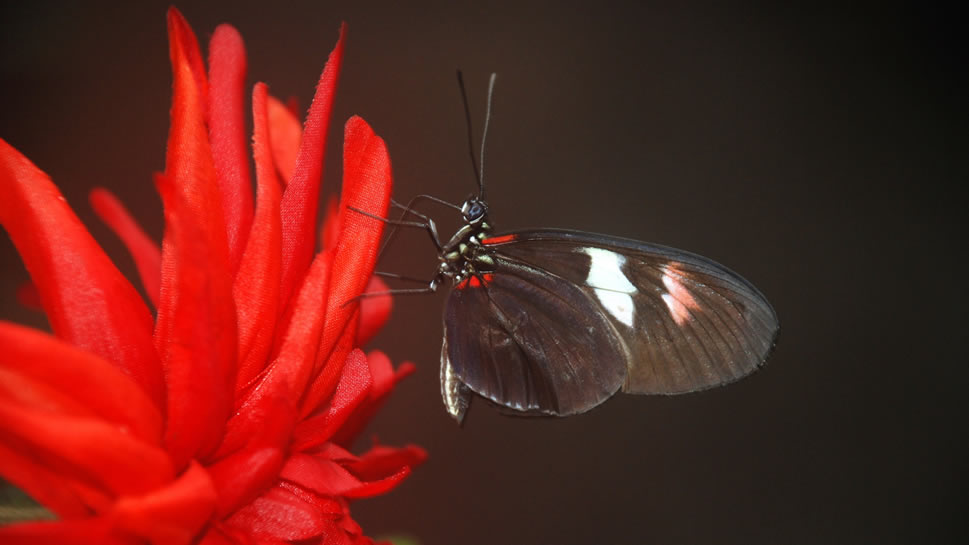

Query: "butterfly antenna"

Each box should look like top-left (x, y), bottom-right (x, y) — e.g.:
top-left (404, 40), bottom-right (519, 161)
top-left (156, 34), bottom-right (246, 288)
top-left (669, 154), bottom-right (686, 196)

top-left (457, 70), bottom-right (483, 197)
top-left (479, 72), bottom-right (497, 201)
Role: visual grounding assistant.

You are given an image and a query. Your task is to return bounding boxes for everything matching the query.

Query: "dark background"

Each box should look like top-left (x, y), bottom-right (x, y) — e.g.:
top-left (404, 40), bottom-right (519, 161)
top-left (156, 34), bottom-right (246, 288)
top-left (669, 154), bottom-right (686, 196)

top-left (1, 2), bottom-right (966, 543)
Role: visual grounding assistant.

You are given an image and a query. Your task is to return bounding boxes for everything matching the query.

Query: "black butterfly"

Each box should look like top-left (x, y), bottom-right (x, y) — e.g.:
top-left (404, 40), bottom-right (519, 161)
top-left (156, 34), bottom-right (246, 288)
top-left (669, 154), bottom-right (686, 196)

top-left (379, 74), bottom-right (778, 424)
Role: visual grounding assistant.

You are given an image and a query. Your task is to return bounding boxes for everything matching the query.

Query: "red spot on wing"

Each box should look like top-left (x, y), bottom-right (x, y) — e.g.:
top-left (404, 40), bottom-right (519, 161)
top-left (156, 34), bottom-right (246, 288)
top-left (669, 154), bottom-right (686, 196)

top-left (482, 234), bottom-right (517, 245)
top-left (455, 273), bottom-right (494, 290)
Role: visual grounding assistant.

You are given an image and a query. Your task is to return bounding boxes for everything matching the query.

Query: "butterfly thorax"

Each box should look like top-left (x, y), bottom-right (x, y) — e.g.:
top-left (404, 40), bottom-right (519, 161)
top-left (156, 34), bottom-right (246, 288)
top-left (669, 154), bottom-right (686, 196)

top-left (432, 196), bottom-right (496, 289)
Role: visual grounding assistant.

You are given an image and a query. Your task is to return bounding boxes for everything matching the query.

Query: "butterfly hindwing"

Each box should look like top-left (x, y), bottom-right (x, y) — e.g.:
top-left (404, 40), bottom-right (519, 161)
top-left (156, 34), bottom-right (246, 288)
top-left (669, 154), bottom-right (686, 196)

top-left (442, 254), bottom-right (629, 418)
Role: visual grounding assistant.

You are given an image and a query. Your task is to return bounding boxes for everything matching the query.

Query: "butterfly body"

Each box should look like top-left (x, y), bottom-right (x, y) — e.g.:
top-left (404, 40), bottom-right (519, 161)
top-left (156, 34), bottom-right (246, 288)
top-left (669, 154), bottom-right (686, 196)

top-left (429, 197), bottom-right (496, 293)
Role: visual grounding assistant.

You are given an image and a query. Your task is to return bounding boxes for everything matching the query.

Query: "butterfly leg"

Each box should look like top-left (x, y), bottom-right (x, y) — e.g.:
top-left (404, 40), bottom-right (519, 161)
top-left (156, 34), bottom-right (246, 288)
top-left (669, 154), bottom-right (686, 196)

top-left (352, 285), bottom-right (436, 300)
top-left (342, 283), bottom-right (438, 308)
top-left (375, 271), bottom-right (437, 284)
top-left (348, 205), bottom-right (443, 252)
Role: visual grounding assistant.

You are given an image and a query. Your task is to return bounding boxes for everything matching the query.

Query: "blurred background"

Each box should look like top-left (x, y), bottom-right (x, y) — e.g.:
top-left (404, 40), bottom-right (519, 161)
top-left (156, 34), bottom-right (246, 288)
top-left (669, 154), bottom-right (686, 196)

top-left (1, 1), bottom-right (965, 543)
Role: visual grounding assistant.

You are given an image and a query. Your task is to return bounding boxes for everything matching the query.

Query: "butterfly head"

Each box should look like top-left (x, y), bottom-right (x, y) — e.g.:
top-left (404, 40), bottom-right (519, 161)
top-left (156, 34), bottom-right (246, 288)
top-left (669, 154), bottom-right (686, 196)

top-left (461, 196), bottom-right (489, 226)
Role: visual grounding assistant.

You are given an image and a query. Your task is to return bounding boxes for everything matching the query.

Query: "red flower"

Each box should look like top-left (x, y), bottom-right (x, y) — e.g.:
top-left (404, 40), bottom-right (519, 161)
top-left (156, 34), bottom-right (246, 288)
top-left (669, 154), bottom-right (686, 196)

top-left (0, 8), bottom-right (424, 544)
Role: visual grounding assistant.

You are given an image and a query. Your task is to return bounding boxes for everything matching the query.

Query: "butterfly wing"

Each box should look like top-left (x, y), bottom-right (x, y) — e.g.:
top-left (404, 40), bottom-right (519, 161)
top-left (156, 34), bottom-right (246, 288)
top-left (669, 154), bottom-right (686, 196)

top-left (441, 254), bottom-right (629, 421)
top-left (484, 229), bottom-right (779, 395)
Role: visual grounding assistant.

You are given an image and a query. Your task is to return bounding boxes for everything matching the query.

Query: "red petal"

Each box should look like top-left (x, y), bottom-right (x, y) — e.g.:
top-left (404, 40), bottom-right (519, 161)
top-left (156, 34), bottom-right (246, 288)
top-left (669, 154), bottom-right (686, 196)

top-left (217, 251), bottom-right (330, 458)
top-left (258, 249), bottom-right (331, 399)
top-left (319, 199), bottom-right (393, 344)
top-left (207, 24), bottom-right (254, 273)
top-left (279, 454), bottom-right (360, 496)
top-left (340, 467), bottom-right (410, 500)
top-left (208, 447), bottom-right (284, 518)
top-left (346, 444), bottom-right (427, 483)
top-left (283, 453), bottom-right (411, 500)
top-left (111, 460), bottom-right (216, 545)
top-left (319, 195), bottom-right (341, 251)
top-left (302, 117), bottom-right (392, 415)
top-left (291, 349), bottom-right (371, 451)
top-left (196, 525), bottom-right (255, 545)
top-left (226, 484), bottom-right (341, 540)
top-left (0, 322), bottom-right (162, 444)
top-left (278, 24), bottom-right (345, 310)
top-left (338, 517), bottom-right (363, 543)
top-left (166, 8), bottom-right (207, 107)
top-left (0, 442), bottom-right (93, 517)
top-left (280, 448), bottom-right (413, 501)
top-left (154, 174), bottom-right (237, 469)
top-left (325, 529), bottom-right (355, 545)
top-left (207, 391), bottom-right (294, 516)
top-left (328, 116), bottom-right (393, 310)
top-left (89, 188), bottom-right (162, 308)
top-left (331, 352), bottom-right (415, 447)
top-left (356, 276), bottom-right (392, 345)
top-left (0, 138), bottom-right (163, 409)
top-left (311, 442), bottom-right (356, 464)
top-left (0, 517), bottom-right (133, 545)
top-left (303, 309), bottom-right (358, 417)
top-left (0, 401), bottom-right (174, 499)
top-left (233, 83), bottom-right (282, 391)
top-left (155, 10), bottom-right (238, 469)
top-left (267, 94), bottom-right (302, 186)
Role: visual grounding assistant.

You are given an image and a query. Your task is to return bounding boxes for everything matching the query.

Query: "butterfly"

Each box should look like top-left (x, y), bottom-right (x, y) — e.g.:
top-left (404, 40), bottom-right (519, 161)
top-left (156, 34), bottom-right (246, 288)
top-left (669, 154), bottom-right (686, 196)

top-left (378, 73), bottom-right (778, 424)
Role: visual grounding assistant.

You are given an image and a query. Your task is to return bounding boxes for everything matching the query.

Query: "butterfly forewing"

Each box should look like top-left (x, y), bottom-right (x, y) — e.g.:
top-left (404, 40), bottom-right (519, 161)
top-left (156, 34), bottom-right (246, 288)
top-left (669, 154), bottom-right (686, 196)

top-left (477, 229), bottom-right (779, 397)
top-left (443, 254), bottom-right (628, 417)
